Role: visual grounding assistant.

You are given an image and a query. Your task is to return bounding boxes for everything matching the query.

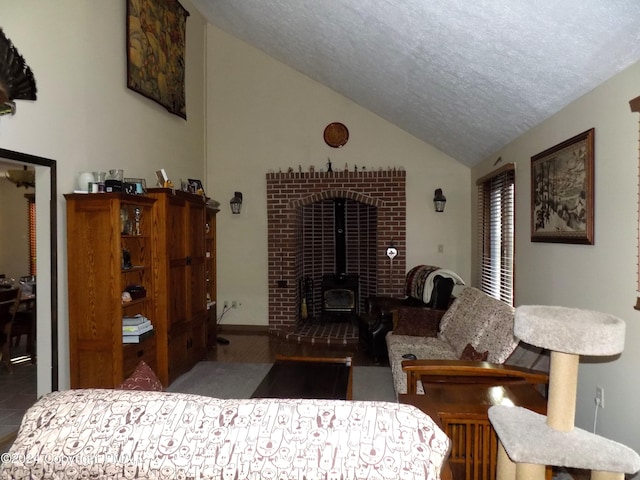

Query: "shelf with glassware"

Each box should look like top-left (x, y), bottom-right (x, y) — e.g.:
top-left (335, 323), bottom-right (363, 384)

top-left (65, 193), bottom-right (157, 388)
top-left (205, 205), bottom-right (219, 349)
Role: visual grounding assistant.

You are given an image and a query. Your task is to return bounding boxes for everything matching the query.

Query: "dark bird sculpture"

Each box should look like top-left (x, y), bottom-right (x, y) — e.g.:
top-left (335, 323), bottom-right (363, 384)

top-left (0, 28), bottom-right (37, 116)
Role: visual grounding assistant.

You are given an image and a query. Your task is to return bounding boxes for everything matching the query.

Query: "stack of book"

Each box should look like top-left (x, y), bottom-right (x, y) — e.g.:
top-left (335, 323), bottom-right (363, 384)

top-left (122, 314), bottom-right (154, 343)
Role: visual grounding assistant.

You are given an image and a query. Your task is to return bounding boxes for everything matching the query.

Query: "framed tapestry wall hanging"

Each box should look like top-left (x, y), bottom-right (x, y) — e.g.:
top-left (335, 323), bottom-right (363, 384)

top-left (126, 0), bottom-right (189, 119)
top-left (530, 128), bottom-right (595, 244)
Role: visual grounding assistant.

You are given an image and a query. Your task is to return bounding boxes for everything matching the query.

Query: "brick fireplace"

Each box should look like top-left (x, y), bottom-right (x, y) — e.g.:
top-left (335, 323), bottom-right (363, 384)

top-left (266, 168), bottom-right (406, 333)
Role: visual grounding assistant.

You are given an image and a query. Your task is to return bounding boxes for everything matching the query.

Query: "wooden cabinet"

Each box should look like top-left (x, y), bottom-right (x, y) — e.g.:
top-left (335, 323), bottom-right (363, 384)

top-left (147, 189), bottom-right (210, 385)
top-left (205, 205), bottom-right (219, 349)
top-left (65, 193), bottom-right (157, 388)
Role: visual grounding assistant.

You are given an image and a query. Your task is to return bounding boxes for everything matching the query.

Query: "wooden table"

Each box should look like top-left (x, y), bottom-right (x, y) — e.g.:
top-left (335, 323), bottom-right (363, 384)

top-left (251, 355), bottom-right (353, 400)
top-left (400, 381), bottom-right (547, 480)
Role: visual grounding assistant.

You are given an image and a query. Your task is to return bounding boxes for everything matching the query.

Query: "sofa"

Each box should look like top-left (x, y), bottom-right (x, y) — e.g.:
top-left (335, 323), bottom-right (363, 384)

top-left (1, 389), bottom-right (452, 480)
top-left (386, 286), bottom-right (550, 396)
top-left (359, 265), bottom-right (463, 363)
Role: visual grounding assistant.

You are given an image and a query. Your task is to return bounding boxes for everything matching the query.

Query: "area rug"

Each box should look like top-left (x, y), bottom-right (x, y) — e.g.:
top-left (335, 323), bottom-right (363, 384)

top-left (167, 361), bottom-right (396, 403)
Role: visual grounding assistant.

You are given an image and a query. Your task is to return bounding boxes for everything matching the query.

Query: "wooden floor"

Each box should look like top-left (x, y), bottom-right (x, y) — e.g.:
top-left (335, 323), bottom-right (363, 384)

top-left (207, 329), bottom-right (380, 366)
top-left (0, 329), bottom-right (380, 454)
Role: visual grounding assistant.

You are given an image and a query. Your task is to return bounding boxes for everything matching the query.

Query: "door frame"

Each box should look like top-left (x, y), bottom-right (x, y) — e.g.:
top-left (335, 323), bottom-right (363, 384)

top-left (0, 147), bottom-right (58, 392)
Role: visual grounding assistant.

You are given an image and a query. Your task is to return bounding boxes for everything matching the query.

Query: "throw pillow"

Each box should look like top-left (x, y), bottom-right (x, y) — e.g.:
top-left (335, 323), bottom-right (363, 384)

top-left (393, 307), bottom-right (443, 337)
top-left (459, 343), bottom-right (489, 361)
top-left (117, 360), bottom-right (163, 391)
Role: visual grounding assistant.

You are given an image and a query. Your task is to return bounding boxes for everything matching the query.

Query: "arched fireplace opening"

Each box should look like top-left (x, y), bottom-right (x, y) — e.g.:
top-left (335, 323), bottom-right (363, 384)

top-left (297, 197), bottom-right (377, 323)
top-left (266, 169), bottom-right (406, 333)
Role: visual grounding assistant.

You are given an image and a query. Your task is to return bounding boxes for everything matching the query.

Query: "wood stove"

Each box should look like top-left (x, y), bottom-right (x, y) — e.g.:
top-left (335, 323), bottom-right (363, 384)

top-left (321, 273), bottom-right (359, 322)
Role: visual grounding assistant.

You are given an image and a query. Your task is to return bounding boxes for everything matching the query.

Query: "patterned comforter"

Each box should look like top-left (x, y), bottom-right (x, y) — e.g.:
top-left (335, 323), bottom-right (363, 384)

top-left (1, 389), bottom-right (450, 480)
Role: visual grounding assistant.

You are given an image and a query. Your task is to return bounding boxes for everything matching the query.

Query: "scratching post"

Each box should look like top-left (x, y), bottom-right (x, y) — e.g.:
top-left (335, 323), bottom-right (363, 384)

top-left (546, 351), bottom-right (578, 431)
top-left (488, 305), bottom-right (640, 480)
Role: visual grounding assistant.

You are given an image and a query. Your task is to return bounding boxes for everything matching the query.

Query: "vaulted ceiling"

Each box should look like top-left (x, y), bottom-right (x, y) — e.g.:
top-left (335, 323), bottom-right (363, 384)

top-left (191, 0), bottom-right (640, 167)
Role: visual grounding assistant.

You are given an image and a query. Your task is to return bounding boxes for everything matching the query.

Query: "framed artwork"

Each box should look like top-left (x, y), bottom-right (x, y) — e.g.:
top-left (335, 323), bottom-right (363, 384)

top-left (126, 0), bottom-right (189, 119)
top-left (531, 128), bottom-right (595, 244)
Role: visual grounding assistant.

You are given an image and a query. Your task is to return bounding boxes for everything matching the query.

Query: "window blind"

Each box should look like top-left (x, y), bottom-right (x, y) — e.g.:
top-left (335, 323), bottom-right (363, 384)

top-left (477, 164), bottom-right (515, 305)
top-left (27, 194), bottom-right (36, 276)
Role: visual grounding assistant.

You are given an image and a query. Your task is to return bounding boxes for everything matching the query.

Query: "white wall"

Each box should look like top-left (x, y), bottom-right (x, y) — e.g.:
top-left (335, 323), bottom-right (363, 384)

top-left (472, 62), bottom-right (640, 452)
top-left (0, 179), bottom-right (32, 280)
top-left (205, 25), bottom-right (471, 326)
top-left (0, 0), bottom-right (207, 390)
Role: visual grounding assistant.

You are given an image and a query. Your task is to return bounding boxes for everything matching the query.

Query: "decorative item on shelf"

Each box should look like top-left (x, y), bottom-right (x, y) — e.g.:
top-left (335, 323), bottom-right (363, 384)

top-left (105, 169), bottom-right (124, 193)
top-left (433, 188), bottom-right (447, 212)
top-left (6, 166), bottom-right (35, 188)
top-left (0, 28), bottom-right (37, 116)
top-left (133, 207), bottom-right (142, 235)
top-left (122, 248), bottom-right (133, 270)
top-left (121, 291), bottom-right (132, 304)
top-left (77, 172), bottom-right (94, 192)
top-left (125, 284), bottom-right (147, 300)
top-left (93, 171), bottom-right (106, 192)
top-left (230, 191), bottom-right (243, 214)
top-left (205, 198), bottom-right (220, 209)
top-left (326, 158), bottom-right (333, 173)
top-left (120, 208), bottom-right (129, 234)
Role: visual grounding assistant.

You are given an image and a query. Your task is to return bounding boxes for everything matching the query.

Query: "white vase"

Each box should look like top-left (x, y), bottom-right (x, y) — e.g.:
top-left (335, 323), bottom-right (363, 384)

top-left (77, 171), bottom-right (95, 192)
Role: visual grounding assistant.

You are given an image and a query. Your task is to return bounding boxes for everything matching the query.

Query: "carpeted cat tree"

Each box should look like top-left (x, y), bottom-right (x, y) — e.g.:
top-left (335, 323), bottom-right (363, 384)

top-left (488, 305), bottom-right (640, 480)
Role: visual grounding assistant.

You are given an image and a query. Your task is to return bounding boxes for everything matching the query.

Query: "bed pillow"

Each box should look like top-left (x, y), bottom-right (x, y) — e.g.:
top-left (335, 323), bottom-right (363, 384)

top-left (117, 360), bottom-right (163, 391)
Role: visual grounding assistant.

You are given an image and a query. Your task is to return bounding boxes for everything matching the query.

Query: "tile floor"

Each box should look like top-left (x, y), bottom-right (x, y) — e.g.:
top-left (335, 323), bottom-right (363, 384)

top-left (0, 345), bottom-right (37, 447)
top-left (270, 317), bottom-right (359, 345)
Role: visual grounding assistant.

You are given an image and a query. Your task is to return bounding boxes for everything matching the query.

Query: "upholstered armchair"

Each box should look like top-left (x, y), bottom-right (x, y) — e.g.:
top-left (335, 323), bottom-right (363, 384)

top-left (358, 265), bottom-right (463, 363)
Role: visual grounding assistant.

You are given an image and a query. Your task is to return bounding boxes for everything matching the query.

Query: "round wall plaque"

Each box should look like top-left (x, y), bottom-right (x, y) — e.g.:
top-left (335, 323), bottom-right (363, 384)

top-left (323, 122), bottom-right (349, 148)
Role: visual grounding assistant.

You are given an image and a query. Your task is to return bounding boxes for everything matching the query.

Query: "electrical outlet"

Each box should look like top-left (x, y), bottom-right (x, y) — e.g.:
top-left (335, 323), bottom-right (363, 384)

top-left (595, 386), bottom-right (604, 409)
top-left (223, 300), bottom-right (229, 309)
top-left (231, 300), bottom-right (238, 308)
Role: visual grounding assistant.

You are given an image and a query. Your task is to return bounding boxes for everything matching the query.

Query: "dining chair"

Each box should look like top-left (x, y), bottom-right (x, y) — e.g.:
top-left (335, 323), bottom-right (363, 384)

top-left (0, 286), bottom-right (21, 372)
top-left (11, 295), bottom-right (36, 363)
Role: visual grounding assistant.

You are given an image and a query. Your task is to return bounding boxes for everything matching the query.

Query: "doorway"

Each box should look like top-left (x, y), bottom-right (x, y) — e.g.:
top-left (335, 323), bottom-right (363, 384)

top-left (0, 148), bottom-right (58, 396)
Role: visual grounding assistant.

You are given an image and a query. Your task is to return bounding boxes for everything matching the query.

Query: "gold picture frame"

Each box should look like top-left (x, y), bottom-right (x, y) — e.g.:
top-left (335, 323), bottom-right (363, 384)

top-left (126, 0), bottom-right (189, 119)
top-left (531, 128), bottom-right (595, 244)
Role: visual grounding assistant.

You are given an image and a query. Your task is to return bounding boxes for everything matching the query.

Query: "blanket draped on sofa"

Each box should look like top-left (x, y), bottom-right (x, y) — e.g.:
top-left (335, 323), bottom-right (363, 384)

top-left (1, 389), bottom-right (451, 480)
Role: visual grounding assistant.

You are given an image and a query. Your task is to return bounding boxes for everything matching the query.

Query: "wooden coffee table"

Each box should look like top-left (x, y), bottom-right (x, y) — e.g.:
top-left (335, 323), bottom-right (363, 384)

top-left (400, 381), bottom-right (547, 480)
top-left (251, 355), bottom-right (353, 400)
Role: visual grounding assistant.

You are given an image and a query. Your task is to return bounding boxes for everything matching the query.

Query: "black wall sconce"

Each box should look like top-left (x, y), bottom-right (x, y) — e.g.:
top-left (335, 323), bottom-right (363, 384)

top-left (433, 188), bottom-right (446, 212)
top-left (230, 191), bottom-right (243, 214)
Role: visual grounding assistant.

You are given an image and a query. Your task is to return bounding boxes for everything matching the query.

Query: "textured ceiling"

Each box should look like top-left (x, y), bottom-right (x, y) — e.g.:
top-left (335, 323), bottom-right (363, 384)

top-left (190, 0), bottom-right (640, 166)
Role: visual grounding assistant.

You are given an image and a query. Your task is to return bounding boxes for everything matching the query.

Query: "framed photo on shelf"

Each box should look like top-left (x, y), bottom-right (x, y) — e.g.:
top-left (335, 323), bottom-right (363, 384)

top-left (124, 178), bottom-right (147, 195)
top-left (531, 128), bottom-right (594, 244)
top-left (188, 178), bottom-right (204, 195)
top-left (155, 169), bottom-right (169, 187)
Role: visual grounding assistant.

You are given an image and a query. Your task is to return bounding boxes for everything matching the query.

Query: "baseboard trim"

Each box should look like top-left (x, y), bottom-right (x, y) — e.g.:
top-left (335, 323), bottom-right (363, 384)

top-left (219, 325), bottom-right (270, 335)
